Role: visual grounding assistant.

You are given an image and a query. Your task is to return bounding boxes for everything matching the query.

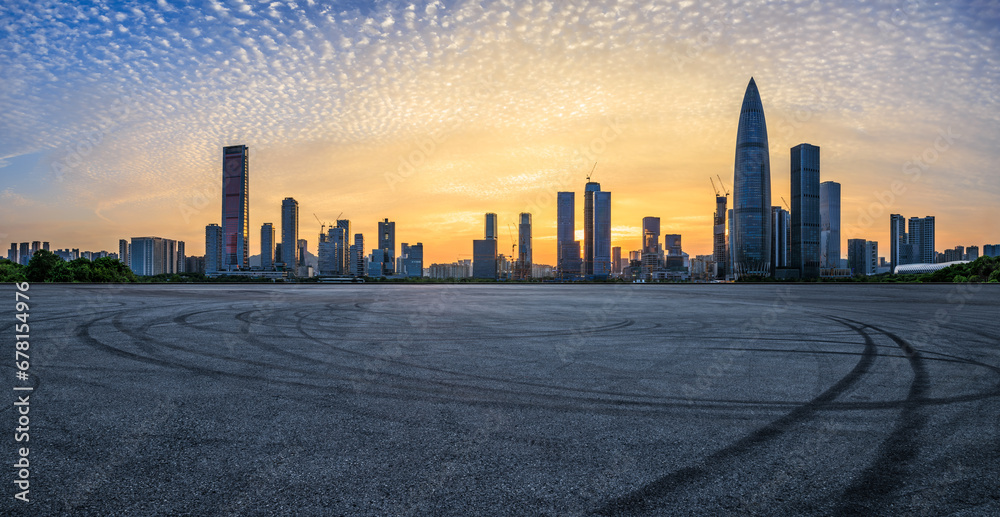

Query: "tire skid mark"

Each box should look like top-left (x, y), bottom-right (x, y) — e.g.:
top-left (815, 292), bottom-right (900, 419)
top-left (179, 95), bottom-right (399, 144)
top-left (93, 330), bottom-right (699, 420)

top-left (835, 321), bottom-right (930, 515)
top-left (596, 316), bottom-right (878, 515)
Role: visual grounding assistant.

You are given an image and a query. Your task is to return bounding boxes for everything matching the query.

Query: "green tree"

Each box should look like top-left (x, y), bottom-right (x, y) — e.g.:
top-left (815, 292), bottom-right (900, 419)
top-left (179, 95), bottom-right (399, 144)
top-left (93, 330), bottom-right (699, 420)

top-left (25, 249), bottom-right (64, 282)
top-left (0, 259), bottom-right (27, 283)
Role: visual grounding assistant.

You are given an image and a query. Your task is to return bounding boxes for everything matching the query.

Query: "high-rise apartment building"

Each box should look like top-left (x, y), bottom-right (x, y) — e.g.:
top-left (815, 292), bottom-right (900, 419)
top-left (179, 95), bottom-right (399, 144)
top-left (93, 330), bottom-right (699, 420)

top-left (848, 239), bottom-right (879, 276)
top-left (908, 216), bottom-right (935, 264)
top-left (732, 78), bottom-right (772, 278)
top-left (261, 223), bottom-right (274, 269)
top-left (205, 224), bottom-right (223, 274)
top-left (820, 181), bottom-right (841, 268)
top-left (130, 237), bottom-right (183, 276)
top-left (118, 239), bottom-right (130, 267)
top-left (349, 233), bottom-right (365, 276)
top-left (221, 145), bottom-right (249, 270)
top-left (18, 243), bottom-right (29, 265)
top-left (280, 198), bottom-right (299, 268)
top-left (791, 143), bottom-right (821, 279)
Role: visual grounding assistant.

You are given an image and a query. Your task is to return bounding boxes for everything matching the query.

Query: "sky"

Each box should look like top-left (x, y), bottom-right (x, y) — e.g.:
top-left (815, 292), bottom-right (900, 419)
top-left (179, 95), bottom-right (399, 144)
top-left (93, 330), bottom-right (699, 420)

top-left (1, 0), bottom-right (999, 266)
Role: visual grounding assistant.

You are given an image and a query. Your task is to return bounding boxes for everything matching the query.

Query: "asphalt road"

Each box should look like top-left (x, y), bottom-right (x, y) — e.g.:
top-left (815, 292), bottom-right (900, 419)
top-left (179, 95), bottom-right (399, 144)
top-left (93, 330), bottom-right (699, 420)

top-left (3, 284), bottom-right (999, 515)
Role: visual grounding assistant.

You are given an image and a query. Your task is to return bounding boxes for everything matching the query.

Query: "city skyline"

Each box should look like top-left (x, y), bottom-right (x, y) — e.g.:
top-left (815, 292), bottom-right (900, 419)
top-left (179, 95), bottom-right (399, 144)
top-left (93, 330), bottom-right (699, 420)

top-left (1, 2), bottom-right (998, 265)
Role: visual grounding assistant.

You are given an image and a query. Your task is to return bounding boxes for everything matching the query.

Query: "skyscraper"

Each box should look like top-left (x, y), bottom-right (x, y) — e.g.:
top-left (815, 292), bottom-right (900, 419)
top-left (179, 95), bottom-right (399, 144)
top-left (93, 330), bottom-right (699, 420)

top-left (18, 242), bottom-right (29, 265)
top-left (205, 224), bottom-right (222, 273)
top-left (297, 239), bottom-right (308, 267)
top-left (908, 216), bottom-right (935, 264)
top-left (791, 143), bottom-right (821, 279)
top-left (221, 145), bottom-right (249, 270)
top-left (485, 213), bottom-right (498, 240)
top-left (642, 217), bottom-right (661, 254)
top-left (584, 184), bottom-right (612, 278)
top-left (820, 181), bottom-right (841, 268)
top-left (335, 220), bottom-right (351, 273)
top-left (349, 233), bottom-right (365, 277)
top-left (556, 192), bottom-right (575, 276)
top-left (848, 239), bottom-right (879, 276)
top-left (890, 213), bottom-right (907, 272)
top-left (517, 213), bottom-right (532, 279)
top-left (8, 243), bottom-right (18, 263)
top-left (280, 198), bottom-right (298, 269)
top-left (261, 223), bottom-right (274, 269)
top-left (714, 195), bottom-right (727, 280)
top-left (770, 206), bottom-right (789, 276)
top-left (612, 246), bottom-right (622, 277)
top-left (732, 77), bottom-right (772, 277)
top-left (378, 218), bottom-right (395, 276)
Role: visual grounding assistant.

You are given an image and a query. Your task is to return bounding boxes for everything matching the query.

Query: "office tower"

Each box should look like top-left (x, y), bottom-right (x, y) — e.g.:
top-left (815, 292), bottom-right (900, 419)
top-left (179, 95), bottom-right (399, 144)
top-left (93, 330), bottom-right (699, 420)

top-left (378, 218), bottom-right (395, 276)
top-left (557, 192), bottom-right (575, 277)
top-left (584, 187), bottom-right (612, 278)
top-left (908, 216), bottom-right (935, 264)
top-left (517, 213), bottom-right (532, 279)
top-left (349, 234), bottom-right (365, 276)
top-left (664, 234), bottom-right (682, 256)
top-left (820, 181), bottom-right (841, 268)
top-left (485, 213), bottom-right (498, 240)
top-left (336, 220), bottom-right (351, 273)
top-left (642, 217), bottom-right (661, 254)
top-left (770, 206), bottom-right (789, 275)
top-left (612, 246), bottom-right (622, 276)
top-left (368, 249), bottom-right (387, 277)
top-left (206, 224), bottom-right (222, 273)
top-left (560, 241), bottom-right (582, 279)
top-left (297, 239), bottom-right (307, 267)
top-left (584, 182), bottom-right (598, 275)
top-left (18, 243), bottom-right (29, 265)
top-left (118, 239), bottom-right (130, 266)
top-left (400, 242), bottom-right (424, 277)
top-left (473, 239), bottom-right (498, 279)
top-left (221, 145), bottom-right (249, 270)
top-left (7, 243), bottom-right (17, 263)
top-left (280, 198), bottom-right (299, 268)
top-left (714, 195), bottom-right (727, 279)
top-left (890, 214), bottom-right (907, 272)
top-left (727, 208), bottom-right (734, 278)
top-left (261, 223), bottom-right (275, 269)
top-left (732, 77), bottom-right (772, 278)
top-left (791, 143), bottom-right (821, 279)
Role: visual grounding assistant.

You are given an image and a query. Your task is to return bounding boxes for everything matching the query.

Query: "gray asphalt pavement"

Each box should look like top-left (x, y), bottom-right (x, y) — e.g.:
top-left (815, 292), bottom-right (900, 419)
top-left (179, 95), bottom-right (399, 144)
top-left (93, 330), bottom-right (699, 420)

top-left (3, 284), bottom-right (999, 515)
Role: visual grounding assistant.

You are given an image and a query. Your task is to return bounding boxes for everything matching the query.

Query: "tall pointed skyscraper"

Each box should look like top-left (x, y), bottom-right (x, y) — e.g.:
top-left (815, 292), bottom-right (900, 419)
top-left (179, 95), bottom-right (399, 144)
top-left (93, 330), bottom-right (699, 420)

top-left (732, 78), bottom-right (771, 277)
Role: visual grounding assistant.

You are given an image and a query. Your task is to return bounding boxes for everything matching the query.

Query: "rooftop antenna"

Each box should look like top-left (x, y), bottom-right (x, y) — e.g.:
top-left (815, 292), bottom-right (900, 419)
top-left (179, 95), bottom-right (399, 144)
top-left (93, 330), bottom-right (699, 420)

top-left (586, 162), bottom-right (597, 182)
top-left (715, 174), bottom-right (730, 196)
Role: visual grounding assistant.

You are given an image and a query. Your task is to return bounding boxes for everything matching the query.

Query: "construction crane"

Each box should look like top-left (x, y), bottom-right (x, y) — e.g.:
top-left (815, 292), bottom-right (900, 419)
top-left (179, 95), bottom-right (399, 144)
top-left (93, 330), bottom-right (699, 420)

top-left (507, 223), bottom-right (516, 257)
top-left (781, 197), bottom-right (791, 211)
top-left (715, 174), bottom-right (730, 196)
top-left (586, 162), bottom-right (598, 182)
top-left (313, 213), bottom-right (327, 234)
top-left (710, 177), bottom-right (721, 197)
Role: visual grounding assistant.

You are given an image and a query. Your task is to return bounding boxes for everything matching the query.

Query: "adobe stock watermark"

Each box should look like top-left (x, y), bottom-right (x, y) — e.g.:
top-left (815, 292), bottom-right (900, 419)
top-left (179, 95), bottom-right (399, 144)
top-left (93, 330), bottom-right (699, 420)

top-left (877, 0), bottom-right (925, 36)
top-left (383, 72), bottom-right (502, 191)
top-left (680, 287), bottom-right (797, 404)
top-left (845, 126), bottom-right (958, 235)
top-left (49, 92), bottom-right (141, 183)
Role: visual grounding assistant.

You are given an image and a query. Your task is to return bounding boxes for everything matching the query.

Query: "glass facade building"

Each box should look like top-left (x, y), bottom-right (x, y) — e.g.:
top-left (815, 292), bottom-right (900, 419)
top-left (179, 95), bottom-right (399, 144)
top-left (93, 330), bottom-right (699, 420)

top-left (205, 224), bottom-right (222, 273)
top-left (732, 78), bottom-right (772, 277)
top-left (593, 190), bottom-right (611, 277)
top-left (280, 198), bottom-right (298, 268)
top-left (378, 218), bottom-right (396, 276)
top-left (556, 192), bottom-right (575, 276)
top-left (714, 195), bottom-right (727, 279)
top-left (819, 181), bottom-right (841, 268)
top-left (221, 145), bottom-right (249, 270)
top-left (791, 143), bottom-right (821, 279)
top-left (260, 223), bottom-right (274, 269)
